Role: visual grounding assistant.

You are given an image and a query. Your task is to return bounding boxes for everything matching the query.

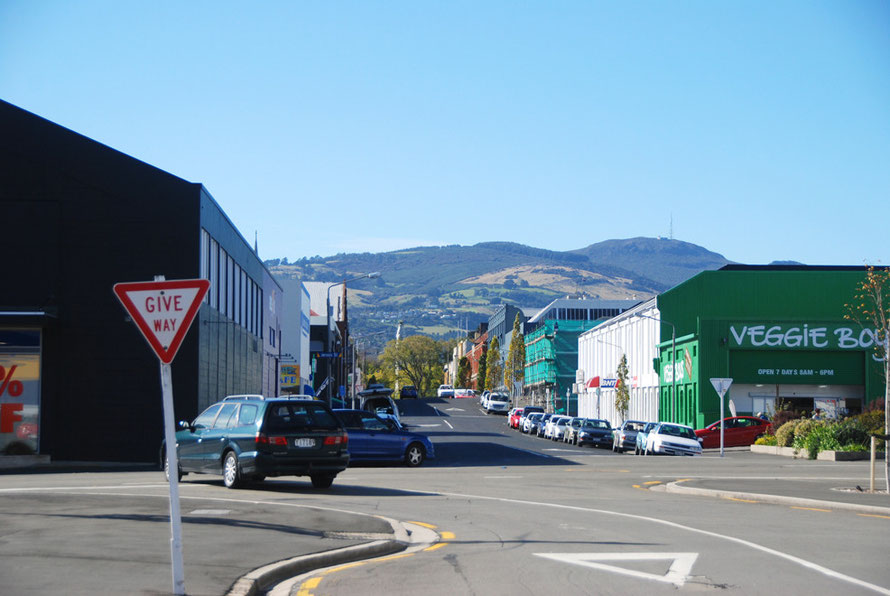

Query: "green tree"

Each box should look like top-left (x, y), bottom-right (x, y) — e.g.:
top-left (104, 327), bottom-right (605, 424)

top-left (845, 265), bottom-right (890, 493)
top-left (485, 337), bottom-right (503, 391)
top-left (505, 313), bottom-right (526, 393)
top-left (458, 356), bottom-right (471, 388)
top-left (380, 334), bottom-right (448, 397)
top-left (476, 345), bottom-right (487, 391)
top-left (615, 354), bottom-right (630, 421)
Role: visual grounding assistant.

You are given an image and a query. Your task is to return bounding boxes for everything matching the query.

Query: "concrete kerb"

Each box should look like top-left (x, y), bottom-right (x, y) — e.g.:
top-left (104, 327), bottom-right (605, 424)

top-left (654, 481), bottom-right (890, 517)
top-left (226, 516), bottom-right (414, 596)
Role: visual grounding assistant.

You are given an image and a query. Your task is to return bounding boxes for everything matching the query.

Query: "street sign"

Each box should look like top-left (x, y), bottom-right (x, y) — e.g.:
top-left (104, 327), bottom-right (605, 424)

top-left (709, 377), bottom-right (733, 458)
top-left (113, 279), bottom-right (209, 364)
top-left (710, 377), bottom-right (733, 398)
top-left (113, 276), bottom-right (209, 595)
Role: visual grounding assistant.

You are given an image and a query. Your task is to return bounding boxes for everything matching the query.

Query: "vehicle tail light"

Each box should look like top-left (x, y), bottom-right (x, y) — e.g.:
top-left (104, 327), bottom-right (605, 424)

top-left (324, 434), bottom-right (348, 446)
top-left (255, 433), bottom-right (287, 446)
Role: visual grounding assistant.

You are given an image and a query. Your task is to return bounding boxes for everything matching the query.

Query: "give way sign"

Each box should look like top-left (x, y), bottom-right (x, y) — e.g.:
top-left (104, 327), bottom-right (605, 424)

top-left (113, 278), bottom-right (210, 364)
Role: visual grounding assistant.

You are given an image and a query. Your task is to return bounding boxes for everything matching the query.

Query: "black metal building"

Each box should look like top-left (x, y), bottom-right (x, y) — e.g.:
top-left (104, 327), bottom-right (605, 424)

top-left (0, 100), bottom-right (282, 463)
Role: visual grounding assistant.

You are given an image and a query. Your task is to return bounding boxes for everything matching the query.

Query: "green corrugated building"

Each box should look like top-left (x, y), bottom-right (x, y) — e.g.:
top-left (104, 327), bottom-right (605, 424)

top-left (654, 265), bottom-right (885, 428)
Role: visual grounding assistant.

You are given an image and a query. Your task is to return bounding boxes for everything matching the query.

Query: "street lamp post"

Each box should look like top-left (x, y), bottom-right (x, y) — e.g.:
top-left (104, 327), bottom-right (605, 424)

top-left (325, 272), bottom-right (381, 404)
top-left (635, 313), bottom-right (677, 423)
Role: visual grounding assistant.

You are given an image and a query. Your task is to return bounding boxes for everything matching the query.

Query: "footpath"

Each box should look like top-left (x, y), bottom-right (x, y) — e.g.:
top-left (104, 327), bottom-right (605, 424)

top-left (658, 448), bottom-right (890, 516)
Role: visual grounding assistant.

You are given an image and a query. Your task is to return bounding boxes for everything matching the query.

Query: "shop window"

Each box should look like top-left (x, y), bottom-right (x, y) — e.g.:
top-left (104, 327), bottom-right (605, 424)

top-left (0, 330), bottom-right (41, 455)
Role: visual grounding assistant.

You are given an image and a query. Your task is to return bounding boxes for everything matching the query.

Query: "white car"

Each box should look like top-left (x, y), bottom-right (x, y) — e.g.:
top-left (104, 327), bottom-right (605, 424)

top-left (550, 416), bottom-right (571, 441)
top-left (523, 412), bottom-right (545, 435)
top-left (543, 415), bottom-right (568, 439)
top-left (646, 422), bottom-right (702, 456)
top-left (437, 384), bottom-right (454, 398)
top-left (484, 392), bottom-right (511, 414)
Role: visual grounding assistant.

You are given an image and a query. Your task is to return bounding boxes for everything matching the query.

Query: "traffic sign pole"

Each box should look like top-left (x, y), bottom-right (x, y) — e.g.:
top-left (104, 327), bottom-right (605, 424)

top-left (710, 378), bottom-right (733, 458)
top-left (113, 275), bottom-right (209, 596)
top-left (161, 362), bottom-right (185, 595)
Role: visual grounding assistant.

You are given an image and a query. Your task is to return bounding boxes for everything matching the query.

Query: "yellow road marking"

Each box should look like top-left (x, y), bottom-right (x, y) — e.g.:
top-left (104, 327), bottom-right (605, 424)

top-left (729, 497), bottom-right (759, 503)
top-left (643, 481), bottom-right (662, 485)
top-left (296, 524), bottom-right (453, 594)
top-left (858, 513), bottom-right (890, 520)
top-left (407, 521), bottom-right (438, 529)
top-left (791, 506), bottom-right (831, 513)
top-left (296, 576), bottom-right (322, 596)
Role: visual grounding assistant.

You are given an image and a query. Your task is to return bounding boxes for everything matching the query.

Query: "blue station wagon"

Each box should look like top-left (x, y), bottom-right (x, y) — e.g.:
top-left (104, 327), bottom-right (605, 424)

top-left (162, 395), bottom-right (349, 489)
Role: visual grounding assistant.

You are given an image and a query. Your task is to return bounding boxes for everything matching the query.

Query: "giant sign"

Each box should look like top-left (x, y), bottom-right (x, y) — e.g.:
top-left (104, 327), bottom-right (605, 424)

top-left (729, 323), bottom-right (886, 359)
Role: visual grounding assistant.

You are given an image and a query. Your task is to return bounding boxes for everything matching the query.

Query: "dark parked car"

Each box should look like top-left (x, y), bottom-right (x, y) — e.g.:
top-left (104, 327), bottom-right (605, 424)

top-left (334, 409), bottom-right (434, 466)
top-left (400, 385), bottom-right (418, 399)
top-left (576, 418), bottom-right (613, 448)
top-left (162, 395), bottom-right (349, 489)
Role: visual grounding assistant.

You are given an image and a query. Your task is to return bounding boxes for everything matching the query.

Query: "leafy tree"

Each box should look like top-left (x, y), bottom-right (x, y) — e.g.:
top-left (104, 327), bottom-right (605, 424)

top-left (485, 337), bottom-right (503, 391)
top-left (380, 334), bottom-right (448, 397)
top-left (476, 345), bottom-right (487, 391)
top-left (845, 265), bottom-right (890, 493)
top-left (505, 313), bottom-right (526, 393)
top-left (615, 354), bottom-right (630, 421)
top-left (458, 356), bottom-right (471, 388)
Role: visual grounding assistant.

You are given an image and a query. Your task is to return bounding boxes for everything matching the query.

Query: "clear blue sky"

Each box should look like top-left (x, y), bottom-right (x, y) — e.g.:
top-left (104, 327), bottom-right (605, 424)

top-left (3, 1), bottom-right (888, 265)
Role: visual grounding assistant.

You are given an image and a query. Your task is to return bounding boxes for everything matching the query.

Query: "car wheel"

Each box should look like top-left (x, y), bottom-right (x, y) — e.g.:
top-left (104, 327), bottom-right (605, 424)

top-left (405, 443), bottom-right (426, 467)
top-left (163, 452), bottom-right (183, 482)
top-left (310, 474), bottom-right (335, 489)
top-left (222, 451), bottom-right (242, 489)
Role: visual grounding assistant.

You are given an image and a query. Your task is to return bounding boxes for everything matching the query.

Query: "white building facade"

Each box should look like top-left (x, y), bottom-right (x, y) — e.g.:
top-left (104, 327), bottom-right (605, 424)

top-left (576, 298), bottom-right (661, 426)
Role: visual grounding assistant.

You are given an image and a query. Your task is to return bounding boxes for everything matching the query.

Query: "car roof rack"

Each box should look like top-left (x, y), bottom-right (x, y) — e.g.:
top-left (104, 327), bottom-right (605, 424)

top-left (222, 394), bottom-right (266, 402)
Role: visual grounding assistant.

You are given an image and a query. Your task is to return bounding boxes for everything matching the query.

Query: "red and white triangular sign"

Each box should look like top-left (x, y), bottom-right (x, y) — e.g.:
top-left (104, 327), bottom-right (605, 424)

top-left (113, 279), bottom-right (210, 364)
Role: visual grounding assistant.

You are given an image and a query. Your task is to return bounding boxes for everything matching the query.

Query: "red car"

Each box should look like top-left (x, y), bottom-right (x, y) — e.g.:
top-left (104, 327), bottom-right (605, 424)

top-left (509, 407), bottom-right (524, 429)
top-left (454, 388), bottom-right (475, 399)
top-left (695, 416), bottom-right (772, 448)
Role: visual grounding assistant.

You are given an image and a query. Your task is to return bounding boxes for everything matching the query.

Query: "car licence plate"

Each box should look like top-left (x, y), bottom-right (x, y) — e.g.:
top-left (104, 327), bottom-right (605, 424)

top-left (295, 438), bottom-right (315, 448)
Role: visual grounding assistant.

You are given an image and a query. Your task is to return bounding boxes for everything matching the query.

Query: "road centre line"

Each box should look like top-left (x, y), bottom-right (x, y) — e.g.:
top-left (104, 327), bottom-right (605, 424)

top-left (425, 489), bottom-right (890, 595)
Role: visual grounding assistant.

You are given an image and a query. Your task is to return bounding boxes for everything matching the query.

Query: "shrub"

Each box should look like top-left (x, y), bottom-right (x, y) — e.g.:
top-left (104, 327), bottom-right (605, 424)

top-left (854, 409), bottom-right (885, 435)
top-left (796, 423), bottom-right (839, 459)
top-left (793, 418), bottom-right (820, 442)
top-left (754, 435), bottom-right (777, 446)
top-left (831, 418), bottom-right (870, 449)
top-left (775, 420), bottom-right (799, 447)
top-left (769, 410), bottom-right (797, 435)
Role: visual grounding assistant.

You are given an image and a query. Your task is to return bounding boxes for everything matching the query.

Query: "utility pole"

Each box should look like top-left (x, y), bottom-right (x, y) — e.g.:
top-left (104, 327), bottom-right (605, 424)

top-left (395, 321), bottom-right (403, 392)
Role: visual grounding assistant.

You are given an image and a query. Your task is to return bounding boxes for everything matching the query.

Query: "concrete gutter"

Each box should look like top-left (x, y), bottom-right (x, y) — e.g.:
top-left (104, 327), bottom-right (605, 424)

top-left (656, 480), bottom-right (890, 517)
top-left (226, 516), bottom-right (414, 596)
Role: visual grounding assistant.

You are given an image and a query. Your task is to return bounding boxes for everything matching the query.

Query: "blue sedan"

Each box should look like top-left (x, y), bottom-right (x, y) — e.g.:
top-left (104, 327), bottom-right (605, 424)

top-left (333, 409), bottom-right (435, 467)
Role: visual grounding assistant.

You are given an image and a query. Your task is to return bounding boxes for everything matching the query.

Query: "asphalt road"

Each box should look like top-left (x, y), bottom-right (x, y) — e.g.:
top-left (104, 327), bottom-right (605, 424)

top-left (2, 396), bottom-right (889, 595)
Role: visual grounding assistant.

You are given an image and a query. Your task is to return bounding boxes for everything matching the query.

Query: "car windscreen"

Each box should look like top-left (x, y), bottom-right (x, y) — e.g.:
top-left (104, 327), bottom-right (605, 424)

top-left (582, 420), bottom-right (610, 429)
top-left (659, 424), bottom-right (696, 440)
top-left (264, 403), bottom-right (341, 432)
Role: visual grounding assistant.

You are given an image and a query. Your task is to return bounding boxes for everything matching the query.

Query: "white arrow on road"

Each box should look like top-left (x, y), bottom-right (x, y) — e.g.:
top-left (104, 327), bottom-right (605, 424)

top-left (534, 552), bottom-right (698, 587)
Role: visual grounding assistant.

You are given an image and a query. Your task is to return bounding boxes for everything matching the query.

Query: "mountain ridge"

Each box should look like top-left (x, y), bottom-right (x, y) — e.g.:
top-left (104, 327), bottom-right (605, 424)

top-left (267, 237), bottom-right (733, 345)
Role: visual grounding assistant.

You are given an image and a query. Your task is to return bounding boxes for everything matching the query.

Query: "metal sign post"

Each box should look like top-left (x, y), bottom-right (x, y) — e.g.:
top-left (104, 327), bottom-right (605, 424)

top-left (113, 276), bottom-right (209, 596)
top-left (710, 378), bottom-right (733, 458)
top-left (160, 362), bottom-right (185, 595)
